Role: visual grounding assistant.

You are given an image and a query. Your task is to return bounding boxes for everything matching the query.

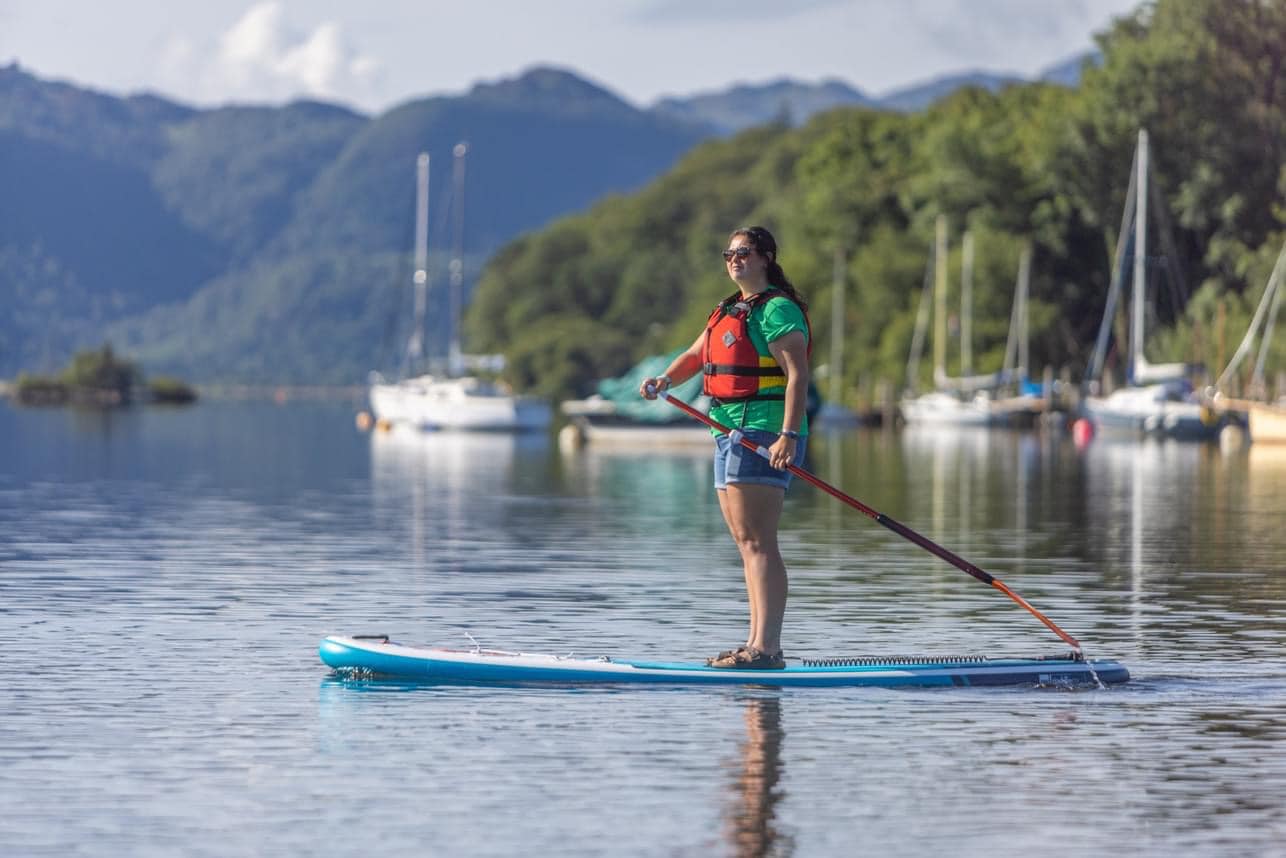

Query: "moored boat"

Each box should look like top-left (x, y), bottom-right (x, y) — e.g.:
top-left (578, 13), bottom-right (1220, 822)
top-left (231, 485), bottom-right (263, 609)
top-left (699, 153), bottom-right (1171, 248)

top-left (901, 221), bottom-right (1046, 428)
top-left (1081, 129), bottom-right (1220, 441)
top-left (1248, 400), bottom-right (1286, 443)
top-left (1209, 240), bottom-right (1286, 443)
top-left (370, 147), bottom-right (550, 433)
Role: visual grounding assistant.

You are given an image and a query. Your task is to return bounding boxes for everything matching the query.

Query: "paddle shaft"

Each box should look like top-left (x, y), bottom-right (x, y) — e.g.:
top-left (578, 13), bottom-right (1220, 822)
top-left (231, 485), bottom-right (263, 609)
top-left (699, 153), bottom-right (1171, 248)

top-left (658, 391), bottom-right (1082, 652)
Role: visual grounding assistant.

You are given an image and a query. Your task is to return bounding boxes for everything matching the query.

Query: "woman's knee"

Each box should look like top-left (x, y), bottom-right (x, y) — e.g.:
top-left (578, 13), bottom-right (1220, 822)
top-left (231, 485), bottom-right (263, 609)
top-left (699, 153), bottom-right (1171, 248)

top-left (730, 529), bottom-right (777, 557)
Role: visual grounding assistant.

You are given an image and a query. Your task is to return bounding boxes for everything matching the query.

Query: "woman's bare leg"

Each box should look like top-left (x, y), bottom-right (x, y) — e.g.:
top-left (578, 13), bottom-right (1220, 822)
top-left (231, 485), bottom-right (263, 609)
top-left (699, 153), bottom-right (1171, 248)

top-left (720, 483), bottom-right (787, 655)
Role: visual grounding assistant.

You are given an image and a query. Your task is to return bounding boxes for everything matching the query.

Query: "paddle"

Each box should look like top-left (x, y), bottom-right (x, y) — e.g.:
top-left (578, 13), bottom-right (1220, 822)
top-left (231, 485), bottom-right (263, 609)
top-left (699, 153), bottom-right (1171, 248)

top-left (651, 388), bottom-right (1083, 653)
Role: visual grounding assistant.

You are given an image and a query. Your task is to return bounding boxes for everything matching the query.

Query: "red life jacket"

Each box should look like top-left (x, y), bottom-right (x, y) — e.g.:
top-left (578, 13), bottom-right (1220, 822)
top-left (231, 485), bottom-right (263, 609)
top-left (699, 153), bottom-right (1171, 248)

top-left (702, 289), bottom-right (811, 402)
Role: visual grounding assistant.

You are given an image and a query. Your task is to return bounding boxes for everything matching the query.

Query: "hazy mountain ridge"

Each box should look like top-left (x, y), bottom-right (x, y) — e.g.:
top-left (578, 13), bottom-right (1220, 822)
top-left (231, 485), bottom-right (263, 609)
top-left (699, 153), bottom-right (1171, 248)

top-left (651, 52), bottom-right (1098, 131)
top-left (1, 56), bottom-right (1094, 383)
top-left (651, 77), bottom-right (878, 133)
top-left (0, 64), bottom-right (708, 380)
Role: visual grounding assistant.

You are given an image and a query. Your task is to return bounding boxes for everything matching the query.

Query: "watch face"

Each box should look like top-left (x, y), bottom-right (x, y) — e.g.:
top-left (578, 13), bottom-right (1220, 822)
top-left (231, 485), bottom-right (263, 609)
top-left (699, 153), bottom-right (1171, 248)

top-left (722, 331), bottom-right (736, 347)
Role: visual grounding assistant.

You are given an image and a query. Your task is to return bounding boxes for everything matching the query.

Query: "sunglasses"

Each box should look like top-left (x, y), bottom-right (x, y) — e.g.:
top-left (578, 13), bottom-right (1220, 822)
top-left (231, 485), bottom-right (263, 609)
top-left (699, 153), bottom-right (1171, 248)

top-left (721, 246), bottom-right (754, 262)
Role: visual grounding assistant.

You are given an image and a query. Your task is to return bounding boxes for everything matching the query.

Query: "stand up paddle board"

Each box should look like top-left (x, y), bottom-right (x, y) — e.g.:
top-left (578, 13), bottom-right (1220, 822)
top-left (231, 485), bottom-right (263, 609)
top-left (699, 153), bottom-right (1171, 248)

top-left (319, 635), bottom-right (1129, 688)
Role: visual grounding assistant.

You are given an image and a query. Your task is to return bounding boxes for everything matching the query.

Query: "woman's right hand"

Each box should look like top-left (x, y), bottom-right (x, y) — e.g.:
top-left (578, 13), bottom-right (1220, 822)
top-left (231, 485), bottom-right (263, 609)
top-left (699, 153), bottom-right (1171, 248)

top-left (639, 375), bottom-right (670, 399)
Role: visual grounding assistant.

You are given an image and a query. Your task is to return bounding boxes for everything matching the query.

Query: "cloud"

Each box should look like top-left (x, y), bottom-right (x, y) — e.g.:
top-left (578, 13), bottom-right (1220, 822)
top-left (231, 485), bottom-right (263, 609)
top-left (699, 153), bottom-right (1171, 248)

top-left (159, 1), bottom-right (382, 107)
top-left (902, 0), bottom-right (1114, 66)
top-left (635, 0), bottom-right (847, 24)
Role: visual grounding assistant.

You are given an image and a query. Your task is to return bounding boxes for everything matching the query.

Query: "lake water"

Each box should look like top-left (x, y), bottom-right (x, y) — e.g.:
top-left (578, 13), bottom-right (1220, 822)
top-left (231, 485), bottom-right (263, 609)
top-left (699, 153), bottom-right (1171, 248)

top-left (2, 398), bottom-right (1284, 856)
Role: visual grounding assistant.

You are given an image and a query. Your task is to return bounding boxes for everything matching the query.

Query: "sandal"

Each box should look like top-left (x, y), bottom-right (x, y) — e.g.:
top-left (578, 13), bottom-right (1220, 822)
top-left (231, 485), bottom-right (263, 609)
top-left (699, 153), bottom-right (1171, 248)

top-left (707, 647), bottom-right (786, 670)
top-left (713, 645), bottom-right (750, 662)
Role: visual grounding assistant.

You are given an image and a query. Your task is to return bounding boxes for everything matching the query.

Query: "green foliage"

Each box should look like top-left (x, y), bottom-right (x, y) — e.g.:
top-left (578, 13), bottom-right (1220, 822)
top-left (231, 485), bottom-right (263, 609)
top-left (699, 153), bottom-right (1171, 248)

top-left (14, 372), bottom-right (69, 404)
top-left (61, 343), bottom-right (140, 393)
top-left (468, 0), bottom-right (1286, 402)
top-left (14, 343), bottom-right (145, 405)
top-left (13, 343), bottom-right (201, 405)
top-left (152, 102), bottom-right (365, 262)
top-left (146, 376), bottom-right (198, 404)
top-left (4, 5), bottom-right (1283, 398)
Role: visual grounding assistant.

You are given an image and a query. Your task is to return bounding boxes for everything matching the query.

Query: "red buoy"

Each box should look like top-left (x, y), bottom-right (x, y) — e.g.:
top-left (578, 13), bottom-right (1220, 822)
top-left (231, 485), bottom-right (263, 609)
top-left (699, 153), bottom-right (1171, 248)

top-left (1072, 418), bottom-right (1095, 448)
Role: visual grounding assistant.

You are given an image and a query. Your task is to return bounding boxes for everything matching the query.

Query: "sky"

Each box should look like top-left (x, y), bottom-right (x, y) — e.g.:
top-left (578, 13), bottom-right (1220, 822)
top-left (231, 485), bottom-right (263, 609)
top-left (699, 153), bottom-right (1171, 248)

top-left (1, 0), bottom-right (1143, 114)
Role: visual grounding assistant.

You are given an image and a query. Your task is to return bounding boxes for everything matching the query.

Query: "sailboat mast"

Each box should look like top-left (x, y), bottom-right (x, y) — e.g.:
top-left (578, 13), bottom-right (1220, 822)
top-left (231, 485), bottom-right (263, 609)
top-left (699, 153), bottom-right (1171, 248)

top-left (905, 245), bottom-right (934, 391)
top-left (1085, 143), bottom-right (1139, 385)
top-left (997, 243), bottom-right (1028, 378)
top-left (1017, 246), bottom-right (1031, 379)
top-left (934, 215), bottom-right (948, 385)
top-left (1130, 129), bottom-right (1149, 383)
top-left (830, 246), bottom-right (846, 407)
top-left (961, 230), bottom-right (974, 376)
top-left (448, 142), bottom-right (467, 376)
top-left (406, 152), bottom-right (430, 371)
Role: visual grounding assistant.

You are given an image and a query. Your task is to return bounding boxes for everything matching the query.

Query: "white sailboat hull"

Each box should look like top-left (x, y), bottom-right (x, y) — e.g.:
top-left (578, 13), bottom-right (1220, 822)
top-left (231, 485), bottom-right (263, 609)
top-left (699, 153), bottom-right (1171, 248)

top-left (1083, 383), bottom-right (1219, 440)
top-left (900, 391), bottom-right (1044, 427)
top-left (371, 375), bottom-right (551, 431)
top-left (559, 396), bottom-right (711, 447)
top-left (1248, 401), bottom-right (1286, 444)
top-left (901, 391), bottom-right (995, 426)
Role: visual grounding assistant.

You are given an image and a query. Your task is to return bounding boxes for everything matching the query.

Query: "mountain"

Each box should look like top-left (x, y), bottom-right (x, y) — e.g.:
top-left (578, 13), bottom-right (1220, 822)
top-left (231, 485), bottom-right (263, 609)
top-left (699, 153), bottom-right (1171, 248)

top-left (0, 64), bottom-right (706, 383)
top-left (651, 78), bottom-right (875, 134)
top-left (0, 55), bottom-right (1097, 385)
top-left (270, 67), bottom-right (705, 260)
top-left (875, 71), bottom-right (1024, 113)
top-left (648, 52), bottom-right (1098, 133)
top-left (1038, 51), bottom-right (1102, 87)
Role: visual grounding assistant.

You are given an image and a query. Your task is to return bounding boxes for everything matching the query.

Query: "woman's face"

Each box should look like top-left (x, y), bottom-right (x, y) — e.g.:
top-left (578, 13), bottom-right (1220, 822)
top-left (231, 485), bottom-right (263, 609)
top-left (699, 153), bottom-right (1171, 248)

top-left (724, 235), bottom-right (768, 286)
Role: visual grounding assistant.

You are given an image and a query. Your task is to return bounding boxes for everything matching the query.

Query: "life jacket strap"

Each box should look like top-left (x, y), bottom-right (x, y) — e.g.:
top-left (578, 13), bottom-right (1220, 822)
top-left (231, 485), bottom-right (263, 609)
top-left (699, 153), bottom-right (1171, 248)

top-left (703, 362), bottom-right (785, 377)
top-left (711, 393), bottom-right (787, 405)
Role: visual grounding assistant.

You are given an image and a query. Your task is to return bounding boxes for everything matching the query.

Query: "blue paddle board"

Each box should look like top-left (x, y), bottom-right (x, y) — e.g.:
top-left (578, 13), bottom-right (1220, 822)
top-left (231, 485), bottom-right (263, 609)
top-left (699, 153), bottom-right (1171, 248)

top-left (319, 635), bottom-right (1129, 688)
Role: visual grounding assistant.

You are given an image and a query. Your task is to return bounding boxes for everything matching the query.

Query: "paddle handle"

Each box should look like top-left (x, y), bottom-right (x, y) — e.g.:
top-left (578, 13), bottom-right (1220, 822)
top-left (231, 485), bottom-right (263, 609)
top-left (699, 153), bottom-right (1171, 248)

top-left (653, 389), bottom-right (1082, 653)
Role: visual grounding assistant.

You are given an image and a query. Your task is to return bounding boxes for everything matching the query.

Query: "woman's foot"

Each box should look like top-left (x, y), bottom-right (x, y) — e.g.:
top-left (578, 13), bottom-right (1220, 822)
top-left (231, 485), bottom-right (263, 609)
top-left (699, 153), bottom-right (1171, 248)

top-left (714, 644), bottom-right (751, 661)
top-left (706, 647), bottom-right (786, 670)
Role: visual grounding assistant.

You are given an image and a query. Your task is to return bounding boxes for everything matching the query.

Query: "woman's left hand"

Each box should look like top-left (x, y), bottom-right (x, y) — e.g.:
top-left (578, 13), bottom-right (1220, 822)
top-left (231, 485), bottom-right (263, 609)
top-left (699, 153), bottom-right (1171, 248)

top-left (768, 435), bottom-right (796, 471)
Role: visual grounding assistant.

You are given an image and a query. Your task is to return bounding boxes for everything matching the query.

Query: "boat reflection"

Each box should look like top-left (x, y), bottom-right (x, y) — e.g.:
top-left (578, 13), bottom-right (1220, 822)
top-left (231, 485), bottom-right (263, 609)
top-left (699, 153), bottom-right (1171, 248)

top-left (369, 425), bottom-right (551, 573)
top-left (370, 424), bottom-right (549, 497)
top-left (1079, 438), bottom-right (1206, 644)
top-left (1248, 440), bottom-right (1286, 487)
top-left (898, 424), bottom-right (1044, 548)
top-left (559, 441), bottom-right (716, 514)
top-left (723, 695), bottom-right (790, 858)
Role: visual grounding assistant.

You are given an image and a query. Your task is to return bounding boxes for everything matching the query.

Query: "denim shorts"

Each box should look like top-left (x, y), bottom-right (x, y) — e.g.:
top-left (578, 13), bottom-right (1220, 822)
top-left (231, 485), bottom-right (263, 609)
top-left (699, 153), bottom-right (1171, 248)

top-left (713, 428), bottom-right (808, 490)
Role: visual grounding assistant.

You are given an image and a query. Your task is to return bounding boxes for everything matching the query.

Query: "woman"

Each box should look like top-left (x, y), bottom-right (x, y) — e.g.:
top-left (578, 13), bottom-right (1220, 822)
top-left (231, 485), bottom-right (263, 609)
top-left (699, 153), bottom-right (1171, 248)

top-left (640, 226), bottom-right (810, 670)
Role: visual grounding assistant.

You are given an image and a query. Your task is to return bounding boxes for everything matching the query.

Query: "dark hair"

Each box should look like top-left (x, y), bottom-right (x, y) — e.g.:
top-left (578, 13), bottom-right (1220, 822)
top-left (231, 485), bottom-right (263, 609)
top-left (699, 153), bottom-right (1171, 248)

top-left (730, 226), bottom-right (808, 312)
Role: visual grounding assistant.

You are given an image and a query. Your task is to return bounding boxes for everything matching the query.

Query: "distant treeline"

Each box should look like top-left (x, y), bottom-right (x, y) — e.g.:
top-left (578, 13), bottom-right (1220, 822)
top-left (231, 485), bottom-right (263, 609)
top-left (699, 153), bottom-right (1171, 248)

top-left (467, 0), bottom-right (1285, 404)
top-left (14, 344), bottom-right (197, 406)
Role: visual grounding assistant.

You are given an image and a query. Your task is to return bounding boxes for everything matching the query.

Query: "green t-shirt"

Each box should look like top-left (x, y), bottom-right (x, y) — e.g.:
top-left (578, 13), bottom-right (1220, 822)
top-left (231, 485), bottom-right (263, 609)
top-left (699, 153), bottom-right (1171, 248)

top-left (708, 294), bottom-right (810, 435)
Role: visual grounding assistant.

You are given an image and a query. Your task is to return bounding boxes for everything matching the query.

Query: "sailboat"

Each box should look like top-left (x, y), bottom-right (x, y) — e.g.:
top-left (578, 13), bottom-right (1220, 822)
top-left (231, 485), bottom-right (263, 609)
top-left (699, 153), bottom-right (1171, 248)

top-left (1209, 240), bottom-right (1286, 443)
top-left (900, 217), bottom-right (1043, 426)
top-left (369, 147), bottom-right (551, 432)
top-left (1081, 130), bottom-right (1220, 440)
top-left (814, 247), bottom-right (862, 426)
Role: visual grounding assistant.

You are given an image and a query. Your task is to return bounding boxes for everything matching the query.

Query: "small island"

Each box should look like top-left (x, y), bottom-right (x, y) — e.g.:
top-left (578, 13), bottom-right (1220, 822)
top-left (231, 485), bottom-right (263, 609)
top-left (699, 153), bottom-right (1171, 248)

top-left (10, 343), bottom-right (197, 407)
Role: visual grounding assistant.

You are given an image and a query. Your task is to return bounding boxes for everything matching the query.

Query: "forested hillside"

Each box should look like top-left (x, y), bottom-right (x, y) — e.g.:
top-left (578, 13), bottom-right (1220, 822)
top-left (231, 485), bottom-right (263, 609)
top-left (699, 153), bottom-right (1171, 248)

top-left (468, 0), bottom-right (1285, 403)
top-left (2, 0), bottom-right (1280, 393)
top-left (0, 66), bottom-right (706, 381)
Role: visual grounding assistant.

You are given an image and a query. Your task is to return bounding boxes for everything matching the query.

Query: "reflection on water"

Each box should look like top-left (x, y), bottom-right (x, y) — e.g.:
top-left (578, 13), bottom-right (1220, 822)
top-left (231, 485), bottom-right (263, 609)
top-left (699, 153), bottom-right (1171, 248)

top-left (4, 400), bottom-right (1286, 856)
top-left (1247, 441), bottom-right (1286, 508)
top-left (724, 696), bottom-right (789, 858)
top-left (371, 426), bottom-right (547, 564)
